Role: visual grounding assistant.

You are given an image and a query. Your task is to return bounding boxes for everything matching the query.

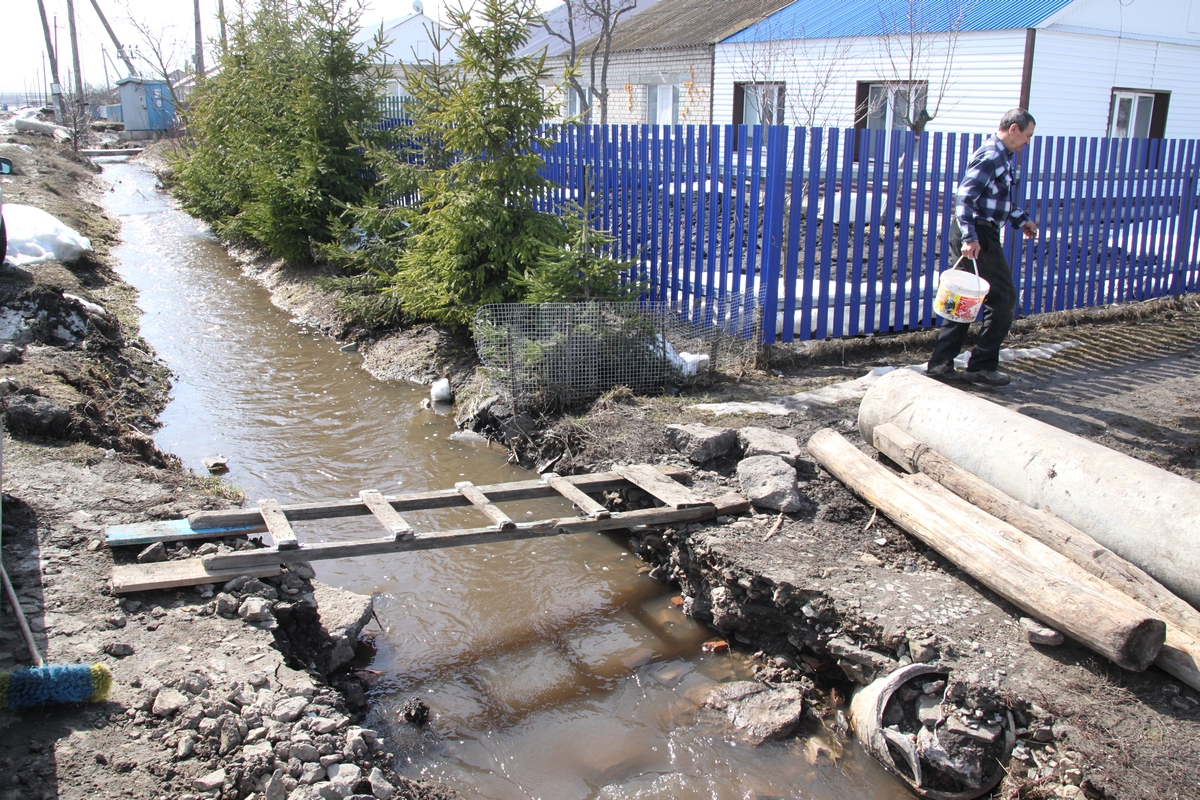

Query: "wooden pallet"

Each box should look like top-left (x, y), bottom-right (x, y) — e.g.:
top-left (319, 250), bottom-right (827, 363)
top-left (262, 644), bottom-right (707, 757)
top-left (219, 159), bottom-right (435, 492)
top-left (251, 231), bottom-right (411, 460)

top-left (109, 466), bottom-right (746, 593)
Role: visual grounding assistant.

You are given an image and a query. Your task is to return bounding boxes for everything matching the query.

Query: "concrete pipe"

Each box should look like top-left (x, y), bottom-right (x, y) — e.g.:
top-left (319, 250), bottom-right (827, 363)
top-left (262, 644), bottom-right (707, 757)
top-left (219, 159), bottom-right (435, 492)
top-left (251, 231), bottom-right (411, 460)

top-left (858, 369), bottom-right (1200, 609)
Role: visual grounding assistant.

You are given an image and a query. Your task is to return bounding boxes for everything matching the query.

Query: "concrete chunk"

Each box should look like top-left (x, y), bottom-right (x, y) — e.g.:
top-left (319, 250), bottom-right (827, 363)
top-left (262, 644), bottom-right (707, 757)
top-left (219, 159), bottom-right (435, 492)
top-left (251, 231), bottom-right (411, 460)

top-left (665, 423), bottom-right (737, 463)
top-left (737, 427), bottom-right (802, 465)
top-left (736, 455), bottom-right (803, 512)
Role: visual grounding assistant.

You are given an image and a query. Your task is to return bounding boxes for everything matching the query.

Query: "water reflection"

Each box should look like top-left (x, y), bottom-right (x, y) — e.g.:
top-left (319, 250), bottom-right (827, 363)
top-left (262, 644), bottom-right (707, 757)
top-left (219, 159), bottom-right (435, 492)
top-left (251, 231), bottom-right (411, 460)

top-left (101, 161), bottom-right (906, 799)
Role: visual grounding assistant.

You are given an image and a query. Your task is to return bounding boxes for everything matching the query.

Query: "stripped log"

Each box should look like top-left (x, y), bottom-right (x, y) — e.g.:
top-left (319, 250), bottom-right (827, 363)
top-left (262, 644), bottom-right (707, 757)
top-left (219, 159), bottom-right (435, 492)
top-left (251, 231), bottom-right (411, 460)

top-left (875, 423), bottom-right (1200, 690)
top-left (807, 429), bottom-right (1165, 672)
top-left (909, 474), bottom-right (1200, 689)
top-left (875, 424), bottom-right (1200, 635)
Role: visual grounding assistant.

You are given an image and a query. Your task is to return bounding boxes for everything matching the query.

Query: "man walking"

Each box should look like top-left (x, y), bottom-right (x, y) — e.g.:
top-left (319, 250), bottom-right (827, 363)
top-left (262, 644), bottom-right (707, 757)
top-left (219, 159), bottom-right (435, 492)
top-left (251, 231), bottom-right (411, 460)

top-left (927, 108), bottom-right (1039, 386)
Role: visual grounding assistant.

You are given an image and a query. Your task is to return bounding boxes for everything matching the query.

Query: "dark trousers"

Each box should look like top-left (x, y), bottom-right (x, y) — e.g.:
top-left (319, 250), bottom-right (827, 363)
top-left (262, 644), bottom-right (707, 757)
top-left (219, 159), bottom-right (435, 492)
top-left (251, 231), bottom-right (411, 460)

top-left (929, 220), bottom-right (1017, 373)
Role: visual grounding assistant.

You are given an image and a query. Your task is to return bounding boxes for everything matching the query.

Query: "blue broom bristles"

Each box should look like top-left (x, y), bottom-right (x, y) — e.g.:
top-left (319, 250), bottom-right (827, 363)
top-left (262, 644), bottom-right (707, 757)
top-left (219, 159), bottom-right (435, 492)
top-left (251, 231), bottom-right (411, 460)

top-left (0, 663), bottom-right (113, 709)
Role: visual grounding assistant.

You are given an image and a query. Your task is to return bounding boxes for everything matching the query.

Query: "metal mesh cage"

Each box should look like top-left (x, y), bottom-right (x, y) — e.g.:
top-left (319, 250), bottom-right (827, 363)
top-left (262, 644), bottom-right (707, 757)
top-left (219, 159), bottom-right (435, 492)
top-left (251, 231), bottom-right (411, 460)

top-left (473, 297), bottom-right (759, 410)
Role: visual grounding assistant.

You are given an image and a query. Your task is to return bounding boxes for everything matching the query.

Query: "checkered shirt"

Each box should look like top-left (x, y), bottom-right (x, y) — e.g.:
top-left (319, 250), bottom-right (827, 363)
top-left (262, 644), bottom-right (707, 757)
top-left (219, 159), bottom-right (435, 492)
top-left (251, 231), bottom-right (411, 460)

top-left (955, 134), bottom-right (1030, 243)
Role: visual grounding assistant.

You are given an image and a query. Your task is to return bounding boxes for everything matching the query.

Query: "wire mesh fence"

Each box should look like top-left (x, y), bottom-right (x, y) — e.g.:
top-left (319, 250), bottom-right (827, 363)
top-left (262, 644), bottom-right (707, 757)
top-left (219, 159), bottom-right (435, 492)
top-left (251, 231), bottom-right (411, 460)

top-left (472, 298), bottom-right (760, 410)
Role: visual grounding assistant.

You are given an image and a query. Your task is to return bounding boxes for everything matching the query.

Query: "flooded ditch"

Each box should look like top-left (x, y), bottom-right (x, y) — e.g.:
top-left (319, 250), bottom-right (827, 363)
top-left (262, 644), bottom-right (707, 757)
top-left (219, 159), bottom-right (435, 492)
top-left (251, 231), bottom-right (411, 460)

top-left (100, 160), bottom-right (907, 799)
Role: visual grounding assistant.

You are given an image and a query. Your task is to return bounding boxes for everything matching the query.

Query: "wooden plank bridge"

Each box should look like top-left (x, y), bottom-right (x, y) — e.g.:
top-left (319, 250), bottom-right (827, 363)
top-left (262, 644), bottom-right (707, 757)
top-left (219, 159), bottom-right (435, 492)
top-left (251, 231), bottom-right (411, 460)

top-left (106, 465), bottom-right (749, 594)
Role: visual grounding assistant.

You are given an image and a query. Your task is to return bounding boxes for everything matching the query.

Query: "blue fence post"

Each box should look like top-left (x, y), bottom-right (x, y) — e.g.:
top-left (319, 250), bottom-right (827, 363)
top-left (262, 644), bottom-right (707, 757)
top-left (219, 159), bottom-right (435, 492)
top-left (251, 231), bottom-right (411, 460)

top-left (782, 127), bottom-right (806, 342)
top-left (760, 125), bottom-right (789, 346)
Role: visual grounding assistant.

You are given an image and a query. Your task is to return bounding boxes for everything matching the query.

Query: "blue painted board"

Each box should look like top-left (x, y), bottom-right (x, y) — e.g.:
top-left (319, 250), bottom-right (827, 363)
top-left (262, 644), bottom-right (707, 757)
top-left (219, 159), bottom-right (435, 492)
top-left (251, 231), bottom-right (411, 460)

top-left (106, 518), bottom-right (264, 547)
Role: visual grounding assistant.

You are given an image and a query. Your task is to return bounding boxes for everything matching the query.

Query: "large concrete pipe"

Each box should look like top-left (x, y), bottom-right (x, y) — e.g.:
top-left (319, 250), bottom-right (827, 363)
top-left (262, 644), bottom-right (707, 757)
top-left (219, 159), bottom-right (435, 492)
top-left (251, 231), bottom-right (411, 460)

top-left (858, 369), bottom-right (1200, 609)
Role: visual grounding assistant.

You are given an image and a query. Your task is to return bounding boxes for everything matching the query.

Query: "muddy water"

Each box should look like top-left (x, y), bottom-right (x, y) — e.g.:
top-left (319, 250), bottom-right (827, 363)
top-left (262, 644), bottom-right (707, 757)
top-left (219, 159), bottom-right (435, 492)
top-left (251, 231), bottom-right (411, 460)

top-left (100, 161), bottom-right (906, 800)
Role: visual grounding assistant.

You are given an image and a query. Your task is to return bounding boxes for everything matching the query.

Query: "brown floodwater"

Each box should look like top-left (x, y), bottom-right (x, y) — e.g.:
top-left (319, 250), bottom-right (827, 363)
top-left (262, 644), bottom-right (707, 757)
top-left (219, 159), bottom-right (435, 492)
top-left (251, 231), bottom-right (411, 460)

top-left (99, 160), bottom-right (908, 799)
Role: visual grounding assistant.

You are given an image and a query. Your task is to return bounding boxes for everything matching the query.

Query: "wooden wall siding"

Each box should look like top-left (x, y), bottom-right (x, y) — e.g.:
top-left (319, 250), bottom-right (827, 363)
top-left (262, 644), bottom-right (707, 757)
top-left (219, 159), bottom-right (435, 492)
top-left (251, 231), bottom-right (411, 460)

top-left (536, 124), bottom-right (1200, 344)
top-left (1031, 30), bottom-right (1200, 139)
top-left (712, 30), bottom-right (1028, 133)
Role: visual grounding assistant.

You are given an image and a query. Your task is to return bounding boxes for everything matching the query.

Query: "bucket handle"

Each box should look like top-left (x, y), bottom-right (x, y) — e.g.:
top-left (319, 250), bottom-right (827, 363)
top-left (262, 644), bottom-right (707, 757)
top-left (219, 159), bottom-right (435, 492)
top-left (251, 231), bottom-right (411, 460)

top-left (951, 254), bottom-right (980, 278)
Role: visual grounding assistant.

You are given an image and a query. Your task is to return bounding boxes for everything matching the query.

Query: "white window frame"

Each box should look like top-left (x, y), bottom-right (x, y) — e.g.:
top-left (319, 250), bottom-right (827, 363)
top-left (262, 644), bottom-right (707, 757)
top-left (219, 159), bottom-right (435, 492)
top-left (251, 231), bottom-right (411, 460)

top-left (646, 83), bottom-right (679, 126)
top-left (1109, 89), bottom-right (1155, 138)
top-left (864, 82), bottom-right (928, 132)
top-left (565, 85), bottom-right (592, 123)
top-left (737, 82), bottom-right (786, 127)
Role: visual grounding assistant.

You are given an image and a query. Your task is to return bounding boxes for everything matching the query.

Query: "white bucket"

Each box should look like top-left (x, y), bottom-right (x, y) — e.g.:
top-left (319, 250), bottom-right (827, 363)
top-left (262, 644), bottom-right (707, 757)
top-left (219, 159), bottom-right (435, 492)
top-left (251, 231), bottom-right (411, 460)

top-left (934, 257), bottom-right (989, 323)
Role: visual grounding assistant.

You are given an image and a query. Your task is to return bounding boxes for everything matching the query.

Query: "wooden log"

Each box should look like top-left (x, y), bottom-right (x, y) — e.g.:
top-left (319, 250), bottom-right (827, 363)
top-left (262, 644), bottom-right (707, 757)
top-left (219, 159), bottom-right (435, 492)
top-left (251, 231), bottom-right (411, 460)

top-left (874, 423), bottom-right (1200, 642)
top-left (455, 481), bottom-right (516, 530)
top-left (909, 473), bottom-right (1200, 689)
top-left (200, 493), bottom-right (751, 573)
top-left (542, 472), bottom-right (610, 519)
top-left (184, 467), bottom-right (691, 532)
top-left (807, 428), bottom-right (1165, 672)
top-left (359, 490), bottom-right (414, 541)
top-left (616, 464), bottom-right (708, 508)
top-left (257, 499), bottom-right (298, 550)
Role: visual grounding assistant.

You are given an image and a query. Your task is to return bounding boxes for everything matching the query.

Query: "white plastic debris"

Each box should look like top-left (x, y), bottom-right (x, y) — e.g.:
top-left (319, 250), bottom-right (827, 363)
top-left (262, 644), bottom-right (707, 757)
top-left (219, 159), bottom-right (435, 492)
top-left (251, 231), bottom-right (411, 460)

top-left (3, 204), bottom-right (93, 267)
top-left (431, 377), bottom-right (454, 404)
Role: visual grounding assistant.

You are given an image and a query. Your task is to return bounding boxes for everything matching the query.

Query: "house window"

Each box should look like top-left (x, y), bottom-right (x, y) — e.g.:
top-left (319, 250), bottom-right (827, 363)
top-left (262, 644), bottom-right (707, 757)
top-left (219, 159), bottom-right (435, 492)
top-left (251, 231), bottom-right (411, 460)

top-left (1109, 89), bottom-right (1170, 138)
top-left (565, 85), bottom-right (591, 123)
top-left (646, 84), bottom-right (679, 126)
top-left (733, 82), bottom-right (785, 126)
top-left (859, 81), bottom-right (928, 132)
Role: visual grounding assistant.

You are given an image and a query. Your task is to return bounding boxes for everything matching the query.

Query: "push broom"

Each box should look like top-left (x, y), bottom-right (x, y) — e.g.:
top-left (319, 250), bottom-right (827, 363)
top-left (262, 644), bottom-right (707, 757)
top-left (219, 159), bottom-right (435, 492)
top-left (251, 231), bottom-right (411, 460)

top-left (0, 437), bottom-right (111, 710)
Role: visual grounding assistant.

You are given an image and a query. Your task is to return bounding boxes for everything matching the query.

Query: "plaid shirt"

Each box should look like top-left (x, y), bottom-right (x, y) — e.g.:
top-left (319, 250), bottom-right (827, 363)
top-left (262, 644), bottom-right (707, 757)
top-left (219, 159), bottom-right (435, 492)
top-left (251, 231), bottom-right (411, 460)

top-left (955, 134), bottom-right (1030, 242)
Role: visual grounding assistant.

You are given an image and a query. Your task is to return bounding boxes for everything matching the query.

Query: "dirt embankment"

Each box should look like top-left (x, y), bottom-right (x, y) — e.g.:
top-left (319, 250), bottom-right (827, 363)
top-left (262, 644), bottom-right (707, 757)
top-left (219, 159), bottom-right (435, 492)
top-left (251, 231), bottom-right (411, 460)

top-left (0, 125), bottom-right (455, 800)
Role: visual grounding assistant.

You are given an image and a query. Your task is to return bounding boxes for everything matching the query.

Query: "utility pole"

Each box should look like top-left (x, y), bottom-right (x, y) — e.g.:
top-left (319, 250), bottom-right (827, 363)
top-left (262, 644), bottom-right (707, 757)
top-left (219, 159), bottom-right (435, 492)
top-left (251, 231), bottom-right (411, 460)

top-left (193, 0), bottom-right (206, 79)
top-left (36, 1), bottom-right (65, 122)
top-left (66, 0), bottom-right (86, 145)
top-left (101, 45), bottom-right (111, 92)
top-left (87, 0), bottom-right (139, 78)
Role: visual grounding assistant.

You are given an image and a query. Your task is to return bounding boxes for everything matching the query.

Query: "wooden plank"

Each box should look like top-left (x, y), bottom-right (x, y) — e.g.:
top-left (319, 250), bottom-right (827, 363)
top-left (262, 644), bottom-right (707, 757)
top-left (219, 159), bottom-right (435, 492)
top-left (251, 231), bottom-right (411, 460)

top-left (359, 490), bottom-right (415, 540)
top-left (182, 467), bottom-right (690, 532)
top-left (258, 499), bottom-right (299, 550)
top-left (201, 493), bottom-right (750, 572)
top-left (456, 481), bottom-right (515, 530)
top-left (541, 472), bottom-right (610, 519)
top-left (616, 464), bottom-right (708, 509)
top-left (106, 518), bottom-right (262, 548)
top-left (112, 560), bottom-right (281, 594)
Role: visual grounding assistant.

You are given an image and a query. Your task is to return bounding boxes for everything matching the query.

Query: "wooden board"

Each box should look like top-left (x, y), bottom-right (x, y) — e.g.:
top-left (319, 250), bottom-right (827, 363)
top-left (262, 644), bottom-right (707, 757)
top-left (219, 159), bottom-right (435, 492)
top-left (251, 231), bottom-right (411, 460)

top-left (360, 490), bottom-right (414, 540)
top-left (616, 464), bottom-right (708, 509)
top-left (258, 499), bottom-right (299, 550)
top-left (198, 492), bottom-right (751, 574)
top-left (542, 472), bottom-right (609, 519)
top-left (180, 466), bottom-right (690, 533)
top-left (111, 559), bottom-right (281, 594)
top-left (106, 518), bottom-right (263, 548)
top-left (456, 481), bottom-right (516, 530)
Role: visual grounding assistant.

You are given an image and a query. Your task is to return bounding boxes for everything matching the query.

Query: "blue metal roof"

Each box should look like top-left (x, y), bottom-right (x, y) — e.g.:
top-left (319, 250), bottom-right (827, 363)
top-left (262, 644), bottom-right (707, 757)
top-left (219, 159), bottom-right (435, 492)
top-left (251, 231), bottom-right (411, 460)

top-left (724, 0), bottom-right (1077, 42)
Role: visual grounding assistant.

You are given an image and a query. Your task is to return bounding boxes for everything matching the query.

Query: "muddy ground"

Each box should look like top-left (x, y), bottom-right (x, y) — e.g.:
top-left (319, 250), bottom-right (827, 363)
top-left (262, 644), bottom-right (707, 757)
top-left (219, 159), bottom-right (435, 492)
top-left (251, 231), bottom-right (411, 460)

top-left (3, 121), bottom-right (1198, 800)
top-left (0, 120), bottom-right (456, 800)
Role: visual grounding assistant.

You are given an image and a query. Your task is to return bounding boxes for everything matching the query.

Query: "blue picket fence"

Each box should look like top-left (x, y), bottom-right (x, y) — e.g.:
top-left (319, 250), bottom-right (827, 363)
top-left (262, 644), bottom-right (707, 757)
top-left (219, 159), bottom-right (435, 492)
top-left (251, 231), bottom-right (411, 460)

top-left (536, 124), bottom-right (1200, 344)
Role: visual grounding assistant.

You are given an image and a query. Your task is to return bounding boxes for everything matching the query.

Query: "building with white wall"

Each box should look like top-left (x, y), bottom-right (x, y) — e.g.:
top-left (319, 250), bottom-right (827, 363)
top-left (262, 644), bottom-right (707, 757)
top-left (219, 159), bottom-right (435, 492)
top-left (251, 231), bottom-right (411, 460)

top-left (356, 2), bottom-right (457, 101)
top-left (714, 0), bottom-right (1200, 138)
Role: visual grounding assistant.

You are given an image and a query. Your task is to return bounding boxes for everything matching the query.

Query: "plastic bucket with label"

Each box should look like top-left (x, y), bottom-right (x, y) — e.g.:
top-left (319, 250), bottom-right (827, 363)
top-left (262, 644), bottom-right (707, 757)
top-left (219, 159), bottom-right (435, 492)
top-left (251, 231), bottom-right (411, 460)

top-left (934, 257), bottom-right (989, 323)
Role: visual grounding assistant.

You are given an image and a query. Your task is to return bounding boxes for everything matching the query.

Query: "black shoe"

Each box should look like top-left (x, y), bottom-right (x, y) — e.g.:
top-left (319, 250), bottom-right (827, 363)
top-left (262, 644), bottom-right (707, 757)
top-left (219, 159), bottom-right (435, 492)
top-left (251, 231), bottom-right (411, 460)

top-left (925, 362), bottom-right (957, 380)
top-left (962, 369), bottom-right (1011, 387)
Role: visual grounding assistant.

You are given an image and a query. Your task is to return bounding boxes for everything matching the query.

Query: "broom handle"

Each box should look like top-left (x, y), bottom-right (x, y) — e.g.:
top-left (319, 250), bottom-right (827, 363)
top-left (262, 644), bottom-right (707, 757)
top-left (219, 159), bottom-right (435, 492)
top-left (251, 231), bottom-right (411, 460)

top-left (0, 564), bottom-right (43, 668)
top-left (0, 436), bottom-right (43, 668)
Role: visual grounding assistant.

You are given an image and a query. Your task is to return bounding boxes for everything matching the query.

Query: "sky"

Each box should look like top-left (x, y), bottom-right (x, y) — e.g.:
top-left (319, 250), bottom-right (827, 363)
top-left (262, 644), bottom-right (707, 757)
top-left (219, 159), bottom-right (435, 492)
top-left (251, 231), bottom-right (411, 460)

top-left (0, 0), bottom-right (560, 99)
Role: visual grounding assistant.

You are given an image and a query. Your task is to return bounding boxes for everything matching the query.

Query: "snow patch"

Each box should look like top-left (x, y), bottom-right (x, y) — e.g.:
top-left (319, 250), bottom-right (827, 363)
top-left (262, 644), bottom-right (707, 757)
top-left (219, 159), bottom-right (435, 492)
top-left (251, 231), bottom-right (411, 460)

top-left (3, 204), bottom-right (93, 267)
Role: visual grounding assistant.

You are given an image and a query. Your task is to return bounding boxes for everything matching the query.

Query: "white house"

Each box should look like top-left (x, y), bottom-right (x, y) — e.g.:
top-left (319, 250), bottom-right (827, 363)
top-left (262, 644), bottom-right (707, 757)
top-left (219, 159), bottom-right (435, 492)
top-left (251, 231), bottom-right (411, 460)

top-left (714, 0), bottom-right (1200, 138)
top-left (356, 1), bottom-right (457, 101)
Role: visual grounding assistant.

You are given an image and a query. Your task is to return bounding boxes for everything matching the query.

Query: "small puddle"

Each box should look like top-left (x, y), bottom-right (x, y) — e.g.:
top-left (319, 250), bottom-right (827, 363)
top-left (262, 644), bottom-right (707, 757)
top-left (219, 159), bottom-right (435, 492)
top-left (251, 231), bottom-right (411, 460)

top-left (100, 160), bottom-right (906, 799)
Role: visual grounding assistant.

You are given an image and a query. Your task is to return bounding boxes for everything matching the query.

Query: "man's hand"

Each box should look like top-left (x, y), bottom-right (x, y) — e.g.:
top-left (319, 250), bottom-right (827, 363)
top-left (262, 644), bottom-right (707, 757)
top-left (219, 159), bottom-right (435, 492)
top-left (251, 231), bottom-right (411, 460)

top-left (1021, 220), bottom-right (1039, 239)
top-left (961, 240), bottom-right (981, 260)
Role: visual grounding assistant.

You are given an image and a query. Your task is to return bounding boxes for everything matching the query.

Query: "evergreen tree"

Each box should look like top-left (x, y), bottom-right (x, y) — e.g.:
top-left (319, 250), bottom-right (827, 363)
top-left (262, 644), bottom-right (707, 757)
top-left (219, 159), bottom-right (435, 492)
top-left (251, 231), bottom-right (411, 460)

top-left (170, 0), bottom-right (387, 263)
top-left (383, 0), bottom-right (568, 327)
